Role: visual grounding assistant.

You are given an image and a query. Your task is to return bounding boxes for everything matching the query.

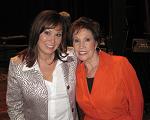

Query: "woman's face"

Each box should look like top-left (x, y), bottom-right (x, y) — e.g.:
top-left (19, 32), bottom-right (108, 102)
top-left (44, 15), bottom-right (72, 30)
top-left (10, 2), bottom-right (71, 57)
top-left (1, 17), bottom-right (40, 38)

top-left (37, 25), bottom-right (62, 57)
top-left (73, 28), bottom-right (97, 62)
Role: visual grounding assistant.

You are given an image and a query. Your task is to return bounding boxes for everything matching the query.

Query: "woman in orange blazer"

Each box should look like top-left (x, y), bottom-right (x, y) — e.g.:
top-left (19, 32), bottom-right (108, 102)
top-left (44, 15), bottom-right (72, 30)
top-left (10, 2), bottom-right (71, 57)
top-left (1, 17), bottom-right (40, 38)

top-left (70, 17), bottom-right (144, 120)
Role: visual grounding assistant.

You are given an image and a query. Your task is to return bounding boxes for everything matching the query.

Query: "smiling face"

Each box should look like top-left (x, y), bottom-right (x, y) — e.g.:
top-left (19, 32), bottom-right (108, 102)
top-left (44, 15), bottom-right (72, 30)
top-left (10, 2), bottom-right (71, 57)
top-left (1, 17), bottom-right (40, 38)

top-left (37, 25), bottom-right (62, 58)
top-left (73, 28), bottom-right (98, 63)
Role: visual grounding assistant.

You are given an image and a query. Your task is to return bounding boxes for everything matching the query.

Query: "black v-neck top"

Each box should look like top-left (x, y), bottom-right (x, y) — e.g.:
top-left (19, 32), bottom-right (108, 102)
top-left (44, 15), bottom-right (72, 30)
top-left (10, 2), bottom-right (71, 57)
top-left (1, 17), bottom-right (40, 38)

top-left (86, 77), bottom-right (94, 93)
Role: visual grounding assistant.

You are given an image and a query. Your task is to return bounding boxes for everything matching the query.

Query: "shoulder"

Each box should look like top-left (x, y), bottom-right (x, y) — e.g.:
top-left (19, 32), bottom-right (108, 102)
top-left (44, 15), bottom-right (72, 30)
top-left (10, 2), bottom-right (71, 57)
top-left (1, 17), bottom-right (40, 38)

top-left (66, 47), bottom-right (77, 63)
top-left (100, 51), bottom-right (129, 64)
top-left (10, 55), bottom-right (23, 64)
top-left (112, 55), bottom-right (129, 66)
top-left (112, 55), bottom-right (128, 63)
top-left (9, 55), bottom-right (25, 72)
top-left (67, 47), bottom-right (76, 56)
top-left (100, 51), bottom-right (135, 75)
top-left (8, 55), bottom-right (25, 76)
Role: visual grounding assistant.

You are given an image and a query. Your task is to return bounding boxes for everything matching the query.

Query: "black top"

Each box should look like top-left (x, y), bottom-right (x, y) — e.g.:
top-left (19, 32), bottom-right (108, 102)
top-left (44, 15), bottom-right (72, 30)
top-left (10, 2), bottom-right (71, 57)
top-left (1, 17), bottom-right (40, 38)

top-left (86, 77), bottom-right (94, 93)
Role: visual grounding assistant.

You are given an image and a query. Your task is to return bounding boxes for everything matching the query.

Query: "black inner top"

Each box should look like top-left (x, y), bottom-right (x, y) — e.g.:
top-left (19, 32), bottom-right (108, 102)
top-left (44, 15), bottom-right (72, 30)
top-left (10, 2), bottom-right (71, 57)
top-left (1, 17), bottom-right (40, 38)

top-left (86, 77), bottom-right (94, 93)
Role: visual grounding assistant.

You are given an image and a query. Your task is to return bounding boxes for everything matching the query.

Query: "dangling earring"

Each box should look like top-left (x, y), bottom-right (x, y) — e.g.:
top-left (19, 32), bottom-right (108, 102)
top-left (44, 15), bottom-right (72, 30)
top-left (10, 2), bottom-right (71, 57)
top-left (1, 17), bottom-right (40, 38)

top-left (96, 47), bottom-right (101, 52)
top-left (95, 41), bottom-right (100, 52)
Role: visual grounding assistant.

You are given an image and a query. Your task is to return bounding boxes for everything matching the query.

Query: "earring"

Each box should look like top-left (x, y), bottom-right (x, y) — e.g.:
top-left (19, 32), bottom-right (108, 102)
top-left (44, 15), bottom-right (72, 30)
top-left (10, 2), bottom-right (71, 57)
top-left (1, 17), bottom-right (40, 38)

top-left (96, 47), bottom-right (101, 52)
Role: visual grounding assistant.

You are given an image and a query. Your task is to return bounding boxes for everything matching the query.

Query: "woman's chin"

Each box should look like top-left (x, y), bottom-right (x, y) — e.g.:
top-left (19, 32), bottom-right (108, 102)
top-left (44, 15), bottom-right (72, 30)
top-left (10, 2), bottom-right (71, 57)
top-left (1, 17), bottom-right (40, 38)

top-left (78, 57), bottom-right (87, 62)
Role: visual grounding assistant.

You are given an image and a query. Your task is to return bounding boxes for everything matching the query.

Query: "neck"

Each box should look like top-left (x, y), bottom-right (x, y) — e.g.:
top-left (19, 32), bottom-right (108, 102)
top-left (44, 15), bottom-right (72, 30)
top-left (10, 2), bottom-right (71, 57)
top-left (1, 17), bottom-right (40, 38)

top-left (84, 52), bottom-right (99, 78)
top-left (84, 52), bottom-right (99, 69)
top-left (38, 53), bottom-right (55, 65)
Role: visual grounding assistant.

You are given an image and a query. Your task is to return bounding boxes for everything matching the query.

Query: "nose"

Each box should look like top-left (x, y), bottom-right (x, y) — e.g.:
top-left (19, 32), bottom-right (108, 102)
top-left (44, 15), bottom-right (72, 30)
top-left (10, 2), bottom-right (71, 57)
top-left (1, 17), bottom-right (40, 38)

top-left (47, 35), bottom-right (55, 44)
top-left (79, 41), bottom-right (85, 49)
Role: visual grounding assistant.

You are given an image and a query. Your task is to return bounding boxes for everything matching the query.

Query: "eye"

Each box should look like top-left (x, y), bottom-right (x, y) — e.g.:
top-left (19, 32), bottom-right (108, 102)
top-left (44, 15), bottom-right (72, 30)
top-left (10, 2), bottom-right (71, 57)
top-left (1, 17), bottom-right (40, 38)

top-left (85, 38), bottom-right (91, 42)
top-left (73, 39), bottom-right (80, 43)
top-left (43, 30), bottom-right (51, 35)
top-left (56, 33), bottom-right (62, 37)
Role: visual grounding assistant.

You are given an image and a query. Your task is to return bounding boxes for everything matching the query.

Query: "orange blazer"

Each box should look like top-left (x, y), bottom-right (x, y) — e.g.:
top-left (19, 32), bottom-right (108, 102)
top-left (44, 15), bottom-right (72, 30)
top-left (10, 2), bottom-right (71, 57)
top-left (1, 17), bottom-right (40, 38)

top-left (76, 51), bottom-right (144, 120)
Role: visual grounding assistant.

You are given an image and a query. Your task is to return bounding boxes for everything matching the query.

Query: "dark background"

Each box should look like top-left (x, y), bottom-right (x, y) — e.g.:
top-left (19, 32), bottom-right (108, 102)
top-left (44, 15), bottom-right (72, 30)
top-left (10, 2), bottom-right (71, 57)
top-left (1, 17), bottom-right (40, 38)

top-left (0, 0), bottom-right (150, 112)
top-left (0, 0), bottom-right (149, 53)
top-left (0, 0), bottom-right (148, 36)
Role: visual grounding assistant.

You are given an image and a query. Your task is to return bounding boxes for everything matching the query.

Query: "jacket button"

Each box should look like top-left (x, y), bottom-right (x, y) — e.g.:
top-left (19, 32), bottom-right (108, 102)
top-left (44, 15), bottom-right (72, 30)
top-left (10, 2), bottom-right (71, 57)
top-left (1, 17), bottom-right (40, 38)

top-left (67, 85), bottom-right (70, 89)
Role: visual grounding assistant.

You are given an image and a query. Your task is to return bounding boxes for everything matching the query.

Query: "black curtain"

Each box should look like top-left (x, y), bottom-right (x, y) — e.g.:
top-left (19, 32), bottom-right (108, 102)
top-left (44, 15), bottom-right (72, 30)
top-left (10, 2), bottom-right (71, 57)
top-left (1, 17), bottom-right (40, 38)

top-left (144, 0), bottom-right (150, 33)
top-left (0, 0), bottom-right (110, 36)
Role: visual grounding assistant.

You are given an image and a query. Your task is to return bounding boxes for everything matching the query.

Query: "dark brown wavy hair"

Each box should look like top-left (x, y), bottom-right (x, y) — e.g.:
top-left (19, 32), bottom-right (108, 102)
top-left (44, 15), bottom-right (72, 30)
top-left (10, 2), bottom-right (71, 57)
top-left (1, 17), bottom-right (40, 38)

top-left (70, 17), bottom-right (102, 49)
top-left (18, 10), bottom-right (68, 67)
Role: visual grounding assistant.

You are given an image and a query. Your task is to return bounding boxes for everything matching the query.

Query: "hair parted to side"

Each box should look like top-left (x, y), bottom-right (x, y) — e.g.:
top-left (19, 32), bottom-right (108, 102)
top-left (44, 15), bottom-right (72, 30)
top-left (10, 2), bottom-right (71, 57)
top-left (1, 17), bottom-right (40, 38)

top-left (18, 10), bottom-right (68, 67)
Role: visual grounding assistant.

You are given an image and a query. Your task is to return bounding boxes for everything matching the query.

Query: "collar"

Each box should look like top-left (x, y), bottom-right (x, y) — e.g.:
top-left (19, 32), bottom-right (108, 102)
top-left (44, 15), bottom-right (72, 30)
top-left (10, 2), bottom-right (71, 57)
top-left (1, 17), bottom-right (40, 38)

top-left (22, 59), bottom-right (63, 72)
top-left (22, 60), bottom-right (39, 71)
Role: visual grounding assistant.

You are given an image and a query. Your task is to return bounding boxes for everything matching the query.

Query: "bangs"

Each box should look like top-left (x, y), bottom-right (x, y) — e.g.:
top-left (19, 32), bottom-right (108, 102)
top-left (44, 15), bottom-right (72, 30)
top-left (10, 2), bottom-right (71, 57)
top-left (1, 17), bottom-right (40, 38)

top-left (41, 21), bottom-right (62, 33)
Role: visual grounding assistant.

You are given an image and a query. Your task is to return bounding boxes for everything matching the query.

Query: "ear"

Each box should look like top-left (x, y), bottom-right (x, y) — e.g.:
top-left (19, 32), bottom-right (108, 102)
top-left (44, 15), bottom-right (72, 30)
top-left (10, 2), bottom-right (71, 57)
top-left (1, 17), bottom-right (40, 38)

top-left (95, 41), bottom-right (98, 49)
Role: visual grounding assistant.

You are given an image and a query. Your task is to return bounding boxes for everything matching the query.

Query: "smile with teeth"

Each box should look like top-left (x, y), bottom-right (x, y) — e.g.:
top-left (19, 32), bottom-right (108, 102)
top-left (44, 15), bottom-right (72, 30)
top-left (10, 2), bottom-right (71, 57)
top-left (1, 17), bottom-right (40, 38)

top-left (46, 44), bottom-right (54, 48)
top-left (79, 51), bottom-right (87, 55)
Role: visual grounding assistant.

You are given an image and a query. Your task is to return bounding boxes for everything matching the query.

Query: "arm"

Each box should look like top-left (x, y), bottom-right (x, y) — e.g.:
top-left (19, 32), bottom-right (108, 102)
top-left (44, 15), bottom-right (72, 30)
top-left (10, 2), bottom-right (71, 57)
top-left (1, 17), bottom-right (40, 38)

top-left (76, 102), bottom-right (85, 120)
top-left (6, 59), bottom-right (25, 120)
top-left (122, 58), bottom-right (144, 120)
